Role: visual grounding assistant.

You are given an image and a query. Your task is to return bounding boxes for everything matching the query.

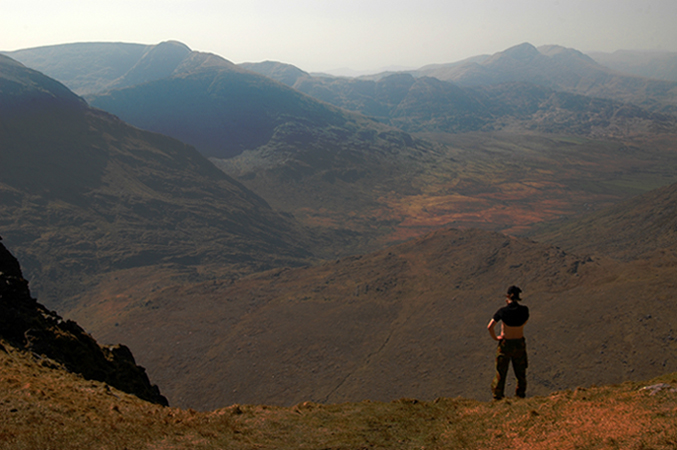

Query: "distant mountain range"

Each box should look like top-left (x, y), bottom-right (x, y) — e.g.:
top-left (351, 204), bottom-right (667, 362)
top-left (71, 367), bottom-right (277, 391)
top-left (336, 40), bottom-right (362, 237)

top-left (6, 41), bottom-right (422, 160)
top-left (244, 43), bottom-right (677, 134)
top-left (416, 43), bottom-right (677, 113)
top-left (8, 41), bottom-right (677, 148)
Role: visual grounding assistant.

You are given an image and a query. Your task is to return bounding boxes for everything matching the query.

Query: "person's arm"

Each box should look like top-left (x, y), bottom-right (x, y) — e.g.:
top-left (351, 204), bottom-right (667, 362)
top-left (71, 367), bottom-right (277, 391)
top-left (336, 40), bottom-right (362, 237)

top-left (487, 319), bottom-right (503, 341)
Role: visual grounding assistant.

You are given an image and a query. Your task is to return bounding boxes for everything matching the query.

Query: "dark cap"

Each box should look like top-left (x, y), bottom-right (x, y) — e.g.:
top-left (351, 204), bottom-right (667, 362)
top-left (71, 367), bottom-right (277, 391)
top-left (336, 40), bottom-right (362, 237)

top-left (507, 285), bottom-right (522, 299)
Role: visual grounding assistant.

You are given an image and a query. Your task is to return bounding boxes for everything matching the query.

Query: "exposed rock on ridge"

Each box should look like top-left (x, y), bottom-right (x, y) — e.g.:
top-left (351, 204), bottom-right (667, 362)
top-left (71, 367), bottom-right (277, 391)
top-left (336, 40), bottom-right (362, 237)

top-left (0, 236), bottom-right (168, 406)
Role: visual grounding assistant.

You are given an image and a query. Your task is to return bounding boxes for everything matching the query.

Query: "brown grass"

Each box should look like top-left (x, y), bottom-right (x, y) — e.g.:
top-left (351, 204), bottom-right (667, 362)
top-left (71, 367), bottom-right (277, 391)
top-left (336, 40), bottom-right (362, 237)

top-left (2, 339), bottom-right (677, 450)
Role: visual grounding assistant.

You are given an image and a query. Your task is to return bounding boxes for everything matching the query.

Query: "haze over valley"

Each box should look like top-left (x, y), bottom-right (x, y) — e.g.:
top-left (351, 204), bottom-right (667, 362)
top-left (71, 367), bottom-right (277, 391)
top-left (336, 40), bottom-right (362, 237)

top-left (2, 17), bottom-right (677, 445)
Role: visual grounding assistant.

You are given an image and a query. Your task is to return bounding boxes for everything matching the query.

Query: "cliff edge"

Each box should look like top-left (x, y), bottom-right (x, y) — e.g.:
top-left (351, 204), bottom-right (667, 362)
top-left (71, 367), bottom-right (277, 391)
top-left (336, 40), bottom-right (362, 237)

top-left (0, 236), bottom-right (167, 406)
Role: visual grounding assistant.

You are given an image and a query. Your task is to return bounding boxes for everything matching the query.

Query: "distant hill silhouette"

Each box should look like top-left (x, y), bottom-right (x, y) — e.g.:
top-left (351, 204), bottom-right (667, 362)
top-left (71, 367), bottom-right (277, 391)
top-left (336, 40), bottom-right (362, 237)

top-left (0, 54), bottom-right (86, 113)
top-left (3, 42), bottom-right (153, 95)
top-left (0, 54), bottom-right (313, 306)
top-left (417, 43), bottom-right (602, 87)
top-left (416, 43), bottom-right (677, 114)
top-left (6, 42), bottom-right (421, 161)
top-left (86, 51), bottom-right (406, 159)
top-left (590, 50), bottom-right (677, 83)
top-left (12, 41), bottom-right (676, 155)
top-left (3, 41), bottom-right (196, 95)
top-left (55, 44), bottom-right (421, 161)
top-left (105, 41), bottom-right (193, 91)
top-left (239, 60), bottom-right (310, 87)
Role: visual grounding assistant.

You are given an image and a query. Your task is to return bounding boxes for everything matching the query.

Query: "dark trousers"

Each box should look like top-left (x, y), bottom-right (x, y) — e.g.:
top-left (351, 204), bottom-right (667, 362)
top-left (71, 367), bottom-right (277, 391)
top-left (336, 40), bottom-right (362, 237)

top-left (491, 337), bottom-right (527, 399)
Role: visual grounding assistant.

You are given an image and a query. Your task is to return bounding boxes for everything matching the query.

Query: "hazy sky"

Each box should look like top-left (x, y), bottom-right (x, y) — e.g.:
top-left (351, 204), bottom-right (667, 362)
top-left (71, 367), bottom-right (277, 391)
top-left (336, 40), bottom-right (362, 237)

top-left (2, 0), bottom-right (676, 72)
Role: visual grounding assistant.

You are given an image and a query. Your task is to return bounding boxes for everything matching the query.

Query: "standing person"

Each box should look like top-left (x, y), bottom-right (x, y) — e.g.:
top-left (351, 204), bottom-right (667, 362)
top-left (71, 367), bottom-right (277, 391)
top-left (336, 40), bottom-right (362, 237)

top-left (487, 285), bottom-right (529, 400)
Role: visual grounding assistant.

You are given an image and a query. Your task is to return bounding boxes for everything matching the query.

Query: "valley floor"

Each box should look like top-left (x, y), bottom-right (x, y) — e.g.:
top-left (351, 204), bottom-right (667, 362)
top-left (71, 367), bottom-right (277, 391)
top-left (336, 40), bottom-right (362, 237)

top-left (2, 341), bottom-right (676, 450)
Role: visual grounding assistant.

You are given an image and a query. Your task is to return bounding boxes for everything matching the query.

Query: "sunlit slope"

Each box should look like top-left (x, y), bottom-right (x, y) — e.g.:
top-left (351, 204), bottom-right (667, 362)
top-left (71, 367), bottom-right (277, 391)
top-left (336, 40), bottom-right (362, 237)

top-left (4, 41), bottom-right (190, 95)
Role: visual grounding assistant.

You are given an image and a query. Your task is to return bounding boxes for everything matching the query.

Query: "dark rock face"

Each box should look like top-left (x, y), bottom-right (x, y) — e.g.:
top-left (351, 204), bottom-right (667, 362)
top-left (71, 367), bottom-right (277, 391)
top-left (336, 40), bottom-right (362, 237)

top-left (0, 237), bottom-right (168, 406)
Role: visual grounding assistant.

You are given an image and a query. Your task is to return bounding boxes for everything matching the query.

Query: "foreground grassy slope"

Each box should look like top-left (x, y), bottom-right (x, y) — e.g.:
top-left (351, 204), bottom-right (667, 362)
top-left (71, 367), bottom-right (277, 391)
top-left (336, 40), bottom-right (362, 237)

top-left (2, 341), bottom-right (676, 450)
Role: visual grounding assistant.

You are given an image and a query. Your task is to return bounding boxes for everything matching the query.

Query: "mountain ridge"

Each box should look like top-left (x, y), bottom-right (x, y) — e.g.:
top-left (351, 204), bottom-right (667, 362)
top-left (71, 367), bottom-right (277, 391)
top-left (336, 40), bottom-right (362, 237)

top-left (3, 42), bottom-right (152, 95)
top-left (246, 58), bottom-right (677, 138)
top-left (82, 47), bottom-right (420, 160)
top-left (414, 42), bottom-right (677, 114)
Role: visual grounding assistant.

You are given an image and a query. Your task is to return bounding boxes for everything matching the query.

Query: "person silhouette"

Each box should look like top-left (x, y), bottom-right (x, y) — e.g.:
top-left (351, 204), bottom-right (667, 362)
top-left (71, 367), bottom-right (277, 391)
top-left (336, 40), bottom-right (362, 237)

top-left (487, 285), bottom-right (529, 400)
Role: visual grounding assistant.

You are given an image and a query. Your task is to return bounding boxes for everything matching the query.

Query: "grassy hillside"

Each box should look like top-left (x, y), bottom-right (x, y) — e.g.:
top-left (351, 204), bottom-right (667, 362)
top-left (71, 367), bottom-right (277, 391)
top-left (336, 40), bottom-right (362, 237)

top-left (68, 226), bottom-right (677, 411)
top-left (530, 176), bottom-right (677, 260)
top-left (0, 54), bottom-right (313, 307)
top-left (217, 131), bottom-right (677, 255)
top-left (2, 341), bottom-right (676, 449)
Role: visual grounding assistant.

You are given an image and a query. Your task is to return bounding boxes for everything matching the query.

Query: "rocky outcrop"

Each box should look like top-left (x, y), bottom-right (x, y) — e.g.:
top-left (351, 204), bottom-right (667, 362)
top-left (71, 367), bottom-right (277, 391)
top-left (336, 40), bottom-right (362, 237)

top-left (0, 236), bottom-right (168, 405)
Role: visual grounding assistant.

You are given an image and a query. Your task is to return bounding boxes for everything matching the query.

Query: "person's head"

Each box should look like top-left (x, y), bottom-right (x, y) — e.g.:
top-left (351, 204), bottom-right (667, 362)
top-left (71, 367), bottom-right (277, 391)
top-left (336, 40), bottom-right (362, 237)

top-left (506, 285), bottom-right (522, 302)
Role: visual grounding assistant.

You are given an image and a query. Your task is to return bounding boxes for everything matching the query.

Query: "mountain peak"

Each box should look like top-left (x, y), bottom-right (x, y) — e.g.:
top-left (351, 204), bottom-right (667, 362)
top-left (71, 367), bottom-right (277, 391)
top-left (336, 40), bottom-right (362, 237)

top-left (500, 42), bottom-right (540, 60)
top-left (106, 41), bottom-right (193, 90)
top-left (155, 40), bottom-right (192, 52)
